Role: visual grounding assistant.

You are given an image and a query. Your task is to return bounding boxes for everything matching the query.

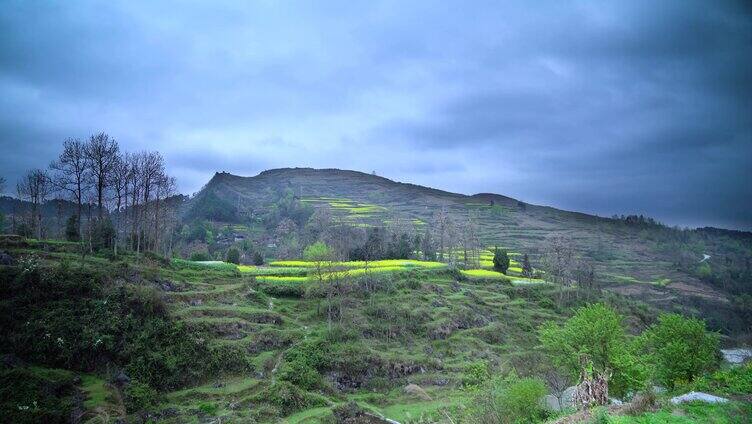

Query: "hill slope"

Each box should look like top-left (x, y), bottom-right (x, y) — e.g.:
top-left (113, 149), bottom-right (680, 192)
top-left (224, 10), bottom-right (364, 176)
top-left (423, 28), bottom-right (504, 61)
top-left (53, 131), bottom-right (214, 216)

top-left (186, 168), bottom-right (752, 335)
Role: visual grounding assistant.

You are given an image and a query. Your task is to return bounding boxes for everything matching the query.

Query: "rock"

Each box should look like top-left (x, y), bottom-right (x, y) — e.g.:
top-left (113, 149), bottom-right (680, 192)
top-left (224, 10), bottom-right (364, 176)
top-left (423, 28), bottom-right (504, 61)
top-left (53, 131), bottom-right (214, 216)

top-left (189, 299), bottom-right (203, 306)
top-left (158, 280), bottom-right (178, 292)
top-left (544, 394), bottom-right (562, 411)
top-left (112, 370), bottom-right (131, 386)
top-left (0, 251), bottom-right (14, 266)
top-left (670, 391), bottom-right (729, 405)
top-left (333, 401), bottom-right (400, 424)
top-left (545, 387), bottom-right (579, 412)
top-left (721, 348), bottom-right (752, 365)
top-left (403, 384), bottom-right (432, 401)
top-left (212, 382), bottom-right (225, 388)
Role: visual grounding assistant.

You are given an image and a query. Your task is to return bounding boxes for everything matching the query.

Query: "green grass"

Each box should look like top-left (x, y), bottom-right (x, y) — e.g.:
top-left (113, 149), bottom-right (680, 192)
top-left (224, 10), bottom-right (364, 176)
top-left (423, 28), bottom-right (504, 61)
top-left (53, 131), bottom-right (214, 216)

top-left (610, 401), bottom-right (752, 423)
top-left (269, 259), bottom-right (446, 269)
top-left (80, 374), bottom-right (110, 409)
top-left (256, 276), bottom-right (309, 283)
top-left (461, 269), bottom-right (510, 280)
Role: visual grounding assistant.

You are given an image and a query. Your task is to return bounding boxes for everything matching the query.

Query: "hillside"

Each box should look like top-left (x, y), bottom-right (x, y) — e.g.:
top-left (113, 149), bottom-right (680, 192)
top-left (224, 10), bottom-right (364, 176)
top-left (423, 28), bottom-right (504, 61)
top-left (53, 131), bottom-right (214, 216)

top-left (185, 168), bottom-right (752, 335)
top-left (1, 168), bottom-right (751, 423)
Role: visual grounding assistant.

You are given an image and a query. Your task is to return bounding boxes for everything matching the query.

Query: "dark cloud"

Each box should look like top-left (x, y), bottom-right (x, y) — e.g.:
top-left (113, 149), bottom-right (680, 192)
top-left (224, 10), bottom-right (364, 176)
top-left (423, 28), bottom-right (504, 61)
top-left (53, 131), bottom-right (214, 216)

top-left (0, 0), bottom-right (750, 229)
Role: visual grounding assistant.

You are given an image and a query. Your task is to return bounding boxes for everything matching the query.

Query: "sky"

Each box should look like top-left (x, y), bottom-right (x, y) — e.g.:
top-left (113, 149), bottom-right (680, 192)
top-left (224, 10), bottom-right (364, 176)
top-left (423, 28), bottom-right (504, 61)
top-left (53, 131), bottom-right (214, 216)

top-left (1, 1), bottom-right (751, 230)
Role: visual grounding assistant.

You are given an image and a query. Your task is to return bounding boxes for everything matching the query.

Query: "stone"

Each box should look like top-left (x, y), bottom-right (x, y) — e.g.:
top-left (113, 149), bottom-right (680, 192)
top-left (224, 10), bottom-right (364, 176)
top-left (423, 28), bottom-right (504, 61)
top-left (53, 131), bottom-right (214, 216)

top-left (403, 383), bottom-right (432, 401)
top-left (721, 348), bottom-right (752, 365)
top-left (670, 391), bottom-right (729, 405)
top-left (112, 370), bottom-right (131, 386)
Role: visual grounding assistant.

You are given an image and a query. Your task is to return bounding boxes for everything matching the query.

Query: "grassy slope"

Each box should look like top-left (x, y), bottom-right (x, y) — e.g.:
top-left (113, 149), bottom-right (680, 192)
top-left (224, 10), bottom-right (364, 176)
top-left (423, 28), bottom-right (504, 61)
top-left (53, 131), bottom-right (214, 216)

top-left (1, 247), bottom-right (586, 422)
top-left (193, 168), bottom-right (751, 331)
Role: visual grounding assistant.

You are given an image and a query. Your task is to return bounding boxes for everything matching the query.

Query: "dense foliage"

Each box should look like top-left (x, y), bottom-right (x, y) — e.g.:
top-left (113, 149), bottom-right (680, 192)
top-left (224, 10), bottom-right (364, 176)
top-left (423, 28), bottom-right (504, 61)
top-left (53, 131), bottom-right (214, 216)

top-left (640, 313), bottom-right (719, 388)
top-left (0, 262), bottom-right (222, 391)
top-left (538, 303), bottom-right (647, 397)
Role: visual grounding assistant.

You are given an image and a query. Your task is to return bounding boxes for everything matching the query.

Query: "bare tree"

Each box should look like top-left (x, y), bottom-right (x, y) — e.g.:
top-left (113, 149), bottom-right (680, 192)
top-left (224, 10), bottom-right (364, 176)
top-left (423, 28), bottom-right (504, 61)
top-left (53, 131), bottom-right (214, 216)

top-left (153, 173), bottom-right (176, 254)
top-left (84, 132), bottom-right (119, 219)
top-left (49, 138), bottom-right (90, 235)
top-left (542, 234), bottom-right (575, 285)
top-left (127, 154), bottom-right (142, 252)
top-left (16, 169), bottom-right (51, 239)
top-left (433, 207), bottom-right (450, 261)
top-left (139, 151), bottom-right (166, 251)
top-left (459, 212), bottom-right (481, 267)
top-left (0, 176), bottom-right (6, 193)
top-left (110, 153), bottom-right (131, 254)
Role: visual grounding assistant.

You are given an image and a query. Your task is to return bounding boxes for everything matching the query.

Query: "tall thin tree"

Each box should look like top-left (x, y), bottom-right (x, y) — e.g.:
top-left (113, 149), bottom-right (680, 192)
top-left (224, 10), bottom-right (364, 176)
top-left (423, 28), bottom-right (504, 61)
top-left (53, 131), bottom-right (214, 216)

top-left (49, 138), bottom-right (89, 235)
top-left (16, 169), bottom-right (50, 239)
top-left (84, 132), bottom-right (119, 219)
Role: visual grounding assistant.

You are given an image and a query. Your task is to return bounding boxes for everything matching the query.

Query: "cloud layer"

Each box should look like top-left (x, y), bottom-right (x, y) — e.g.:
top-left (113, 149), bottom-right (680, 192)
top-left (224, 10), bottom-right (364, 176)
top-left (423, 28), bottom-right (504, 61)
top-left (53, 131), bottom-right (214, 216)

top-left (1, 1), bottom-right (750, 229)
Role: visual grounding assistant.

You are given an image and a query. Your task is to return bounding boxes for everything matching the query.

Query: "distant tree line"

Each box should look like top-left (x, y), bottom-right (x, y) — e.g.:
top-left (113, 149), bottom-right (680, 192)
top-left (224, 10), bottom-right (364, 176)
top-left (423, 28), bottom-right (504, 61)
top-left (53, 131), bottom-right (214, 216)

top-left (9, 133), bottom-right (178, 256)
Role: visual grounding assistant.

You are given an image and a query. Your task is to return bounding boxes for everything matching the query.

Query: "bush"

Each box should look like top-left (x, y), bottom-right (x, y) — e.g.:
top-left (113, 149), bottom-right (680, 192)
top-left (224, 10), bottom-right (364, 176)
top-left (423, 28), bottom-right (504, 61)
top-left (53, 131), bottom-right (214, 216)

top-left (197, 402), bottom-right (219, 415)
top-left (190, 251), bottom-right (210, 261)
top-left (226, 247), bottom-right (240, 264)
top-left (251, 381), bottom-right (326, 415)
top-left (465, 375), bottom-right (549, 424)
top-left (692, 362), bottom-right (752, 396)
top-left (493, 247), bottom-right (510, 274)
top-left (0, 266), bottom-right (215, 391)
top-left (463, 361), bottom-right (491, 390)
top-left (500, 377), bottom-right (549, 423)
top-left (539, 303), bottom-right (647, 397)
top-left (253, 251), bottom-right (264, 265)
top-left (143, 251), bottom-right (170, 267)
top-left (124, 379), bottom-right (157, 412)
top-left (279, 339), bottom-right (330, 389)
top-left (0, 367), bottom-right (76, 423)
top-left (64, 215), bottom-right (79, 241)
top-left (640, 313), bottom-right (719, 389)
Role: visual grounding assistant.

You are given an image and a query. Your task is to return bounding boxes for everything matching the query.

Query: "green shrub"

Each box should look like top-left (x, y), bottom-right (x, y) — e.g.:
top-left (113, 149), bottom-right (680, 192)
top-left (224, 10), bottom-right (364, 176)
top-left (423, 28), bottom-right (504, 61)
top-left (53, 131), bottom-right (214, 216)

top-left (500, 377), bottom-right (549, 423)
top-left (0, 366), bottom-right (76, 424)
top-left (463, 361), bottom-right (491, 390)
top-left (539, 303), bottom-right (647, 397)
top-left (256, 280), bottom-right (306, 298)
top-left (465, 375), bottom-right (549, 424)
top-left (279, 339), bottom-right (331, 389)
top-left (226, 247), bottom-right (240, 264)
top-left (190, 251), bottom-right (210, 261)
top-left (251, 381), bottom-right (327, 415)
top-left (143, 251), bottom-right (170, 267)
top-left (198, 402), bottom-right (219, 415)
top-left (0, 266), bottom-right (215, 391)
top-left (640, 313), bottom-right (719, 389)
top-left (124, 379), bottom-right (157, 412)
top-left (493, 247), bottom-right (510, 274)
top-left (692, 362), bottom-right (752, 395)
top-left (590, 407), bottom-right (611, 424)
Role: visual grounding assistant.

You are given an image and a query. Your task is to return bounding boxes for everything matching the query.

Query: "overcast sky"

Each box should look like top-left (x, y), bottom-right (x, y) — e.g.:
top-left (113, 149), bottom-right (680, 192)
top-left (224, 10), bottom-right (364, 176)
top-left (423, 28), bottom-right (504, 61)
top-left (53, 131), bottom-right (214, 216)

top-left (1, 1), bottom-right (751, 229)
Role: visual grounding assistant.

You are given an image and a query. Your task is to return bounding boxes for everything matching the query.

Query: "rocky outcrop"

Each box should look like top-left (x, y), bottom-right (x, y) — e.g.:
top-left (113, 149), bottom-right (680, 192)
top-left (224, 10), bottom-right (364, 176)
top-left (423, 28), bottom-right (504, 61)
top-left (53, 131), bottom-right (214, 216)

top-left (670, 392), bottom-right (729, 404)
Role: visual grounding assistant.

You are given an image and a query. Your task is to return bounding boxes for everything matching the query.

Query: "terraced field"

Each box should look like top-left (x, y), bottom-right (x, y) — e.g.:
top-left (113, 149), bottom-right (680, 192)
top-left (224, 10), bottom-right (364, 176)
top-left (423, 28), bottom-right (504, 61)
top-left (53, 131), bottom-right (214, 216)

top-left (120, 254), bottom-right (564, 422)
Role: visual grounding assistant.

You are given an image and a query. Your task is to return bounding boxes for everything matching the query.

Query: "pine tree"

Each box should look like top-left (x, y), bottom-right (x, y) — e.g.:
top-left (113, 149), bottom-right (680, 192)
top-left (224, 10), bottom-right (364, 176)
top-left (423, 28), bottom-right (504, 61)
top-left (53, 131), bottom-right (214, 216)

top-left (65, 215), bottom-right (80, 241)
top-left (493, 246), bottom-right (510, 274)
